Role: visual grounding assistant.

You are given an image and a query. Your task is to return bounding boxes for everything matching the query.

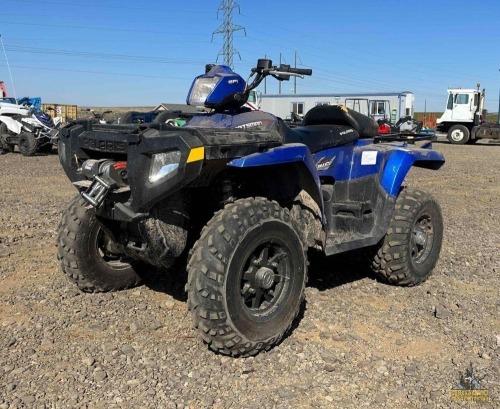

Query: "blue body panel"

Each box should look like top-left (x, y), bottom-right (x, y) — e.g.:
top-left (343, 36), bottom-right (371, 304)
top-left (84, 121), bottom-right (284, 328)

top-left (313, 140), bottom-right (444, 197)
top-left (230, 139), bottom-right (444, 206)
top-left (186, 65), bottom-right (245, 106)
top-left (229, 143), bottom-right (321, 188)
top-left (379, 148), bottom-right (444, 196)
top-left (229, 144), bottom-right (324, 214)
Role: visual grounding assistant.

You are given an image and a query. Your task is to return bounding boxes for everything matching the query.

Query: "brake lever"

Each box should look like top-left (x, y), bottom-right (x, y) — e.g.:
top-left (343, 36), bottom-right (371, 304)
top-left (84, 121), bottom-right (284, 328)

top-left (268, 70), bottom-right (304, 79)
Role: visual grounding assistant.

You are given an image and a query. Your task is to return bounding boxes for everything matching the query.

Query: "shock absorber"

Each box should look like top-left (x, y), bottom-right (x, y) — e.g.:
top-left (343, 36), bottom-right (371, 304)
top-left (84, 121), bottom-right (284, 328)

top-left (220, 177), bottom-right (235, 205)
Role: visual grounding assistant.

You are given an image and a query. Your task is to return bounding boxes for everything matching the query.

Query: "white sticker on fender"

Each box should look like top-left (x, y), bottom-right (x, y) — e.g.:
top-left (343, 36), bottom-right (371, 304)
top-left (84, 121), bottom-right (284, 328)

top-left (361, 151), bottom-right (377, 165)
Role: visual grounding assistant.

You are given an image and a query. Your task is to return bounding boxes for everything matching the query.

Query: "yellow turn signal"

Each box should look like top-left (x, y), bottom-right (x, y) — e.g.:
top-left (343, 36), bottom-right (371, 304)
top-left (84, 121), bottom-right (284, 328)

top-left (187, 147), bottom-right (205, 163)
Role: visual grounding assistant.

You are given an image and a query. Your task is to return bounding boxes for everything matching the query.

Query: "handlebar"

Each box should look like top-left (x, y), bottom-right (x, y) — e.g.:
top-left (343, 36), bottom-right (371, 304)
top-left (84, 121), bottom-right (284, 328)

top-left (246, 58), bottom-right (312, 93)
top-left (290, 67), bottom-right (312, 76)
top-left (251, 62), bottom-right (312, 77)
top-left (275, 64), bottom-right (312, 76)
top-left (268, 70), bottom-right (305, 79)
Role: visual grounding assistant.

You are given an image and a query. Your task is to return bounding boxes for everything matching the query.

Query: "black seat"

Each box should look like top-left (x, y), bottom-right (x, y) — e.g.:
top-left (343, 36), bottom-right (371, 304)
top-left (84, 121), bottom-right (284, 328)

top-left (302, 105), bottom-right (379, 137)
top-left (281, 122), bottom-right (359, 153)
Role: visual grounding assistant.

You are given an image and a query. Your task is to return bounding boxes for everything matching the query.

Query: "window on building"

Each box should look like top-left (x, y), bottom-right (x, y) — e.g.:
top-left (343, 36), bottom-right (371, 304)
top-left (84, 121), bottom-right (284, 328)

top-left (315, 102), bottom-right (330, 106)
top-left (454, 94), bottom-right (469, 104)
top-left (292, 102), bottom-right (304, 115)
top-left (370, 102), bottom-right (386, 115)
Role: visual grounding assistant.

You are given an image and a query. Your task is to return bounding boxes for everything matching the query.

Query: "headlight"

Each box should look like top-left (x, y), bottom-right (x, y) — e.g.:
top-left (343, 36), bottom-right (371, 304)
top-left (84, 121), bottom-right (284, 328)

top-left (187, 77), bottom-right (220, 106)
top-left (149, 151), bottom-right (181, 183)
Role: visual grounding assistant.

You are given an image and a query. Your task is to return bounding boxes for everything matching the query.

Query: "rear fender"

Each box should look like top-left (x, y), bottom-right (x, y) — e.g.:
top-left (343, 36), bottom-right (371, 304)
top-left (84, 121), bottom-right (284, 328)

top-left (228, 143), bottom-right (324, 216)
top-left (381, 149), bottom-right (445, 196)
top-left (0, 116), bottom-right (22, 135)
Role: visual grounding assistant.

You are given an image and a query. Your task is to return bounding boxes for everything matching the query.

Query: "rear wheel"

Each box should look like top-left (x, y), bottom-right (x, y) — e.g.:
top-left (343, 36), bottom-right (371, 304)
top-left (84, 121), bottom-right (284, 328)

top-left (18, 132), bottom-right (38, 156)
top-left (0, 123), bottom-right (14, 153)
top-left (368, 188), bottom-right (443, 286)
top-left (447, 125), bottom-right (470, 144)
top-left (57, 195), bottom-right (143, 292)
top-left (187, 198), bottom-right (307, 356)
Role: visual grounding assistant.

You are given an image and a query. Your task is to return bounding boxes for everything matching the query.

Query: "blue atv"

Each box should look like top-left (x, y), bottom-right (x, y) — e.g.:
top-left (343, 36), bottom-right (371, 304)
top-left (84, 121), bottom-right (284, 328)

top-left (57, 58), bottom-right (444, 357)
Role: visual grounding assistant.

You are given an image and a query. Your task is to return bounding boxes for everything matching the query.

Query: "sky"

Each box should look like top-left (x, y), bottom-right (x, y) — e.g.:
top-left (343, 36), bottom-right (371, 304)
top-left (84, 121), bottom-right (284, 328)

top-left (1, 0), bottom-right (499, 112)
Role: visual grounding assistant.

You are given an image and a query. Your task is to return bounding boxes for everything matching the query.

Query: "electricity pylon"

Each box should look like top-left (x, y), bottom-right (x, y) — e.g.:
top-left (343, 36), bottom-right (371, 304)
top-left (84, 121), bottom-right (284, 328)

top-left (212, 0), bottom-right (246, 68)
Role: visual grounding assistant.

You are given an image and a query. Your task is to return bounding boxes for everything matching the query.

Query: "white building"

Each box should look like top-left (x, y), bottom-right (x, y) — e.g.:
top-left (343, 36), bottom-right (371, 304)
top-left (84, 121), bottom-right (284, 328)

top-left (260, 92), bottom-right (414, 122)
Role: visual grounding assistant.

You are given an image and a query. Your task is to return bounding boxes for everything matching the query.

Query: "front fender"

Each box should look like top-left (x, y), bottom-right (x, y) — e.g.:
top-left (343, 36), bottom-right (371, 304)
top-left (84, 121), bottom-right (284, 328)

top-left (381, 148), bottom-right (445, 196)
top-left (228, 143), bottom-right (324, 214)
top-left (0, 116), bottom-right (22, 135)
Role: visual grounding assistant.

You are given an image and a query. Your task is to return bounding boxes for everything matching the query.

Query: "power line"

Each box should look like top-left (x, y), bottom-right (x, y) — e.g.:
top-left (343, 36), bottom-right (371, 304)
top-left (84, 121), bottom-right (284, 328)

top-left (2, 0), bottom-right (213, 14)
top-left (0, 20), bottom-right (208, 36)
top-left (0, 63), bottom-right (192, 80)
top-left (3, 44), bottom-right (210, 65)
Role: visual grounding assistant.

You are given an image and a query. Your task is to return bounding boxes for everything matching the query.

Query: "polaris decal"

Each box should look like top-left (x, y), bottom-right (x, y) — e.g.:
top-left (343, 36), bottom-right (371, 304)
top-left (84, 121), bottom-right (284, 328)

top-left (235, 121), bottom-right (263, 129)
top-left (316, 156), bottom-right (335, 171)
top-left (80, 138), bottom-right (127, 153)
top-left (339, 129), bottom-right (354, 136)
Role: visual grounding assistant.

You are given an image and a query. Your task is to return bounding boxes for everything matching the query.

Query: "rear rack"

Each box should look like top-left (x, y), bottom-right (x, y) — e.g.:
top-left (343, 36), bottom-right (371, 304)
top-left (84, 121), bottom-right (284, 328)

top-left (373, 133), bottom-right (437, 144)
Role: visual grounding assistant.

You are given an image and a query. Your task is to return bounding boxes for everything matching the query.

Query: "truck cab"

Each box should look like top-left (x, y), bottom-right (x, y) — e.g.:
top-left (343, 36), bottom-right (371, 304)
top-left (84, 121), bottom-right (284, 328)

top-left (438, 88), bottom-right (482, 123)
top-left (436, 88), bottom-right (484, 144)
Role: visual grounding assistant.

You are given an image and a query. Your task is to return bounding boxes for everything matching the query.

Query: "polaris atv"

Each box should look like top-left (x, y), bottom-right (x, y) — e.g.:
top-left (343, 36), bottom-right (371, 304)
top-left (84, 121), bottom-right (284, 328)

top-left (57, 58), bottom-right (445, 357)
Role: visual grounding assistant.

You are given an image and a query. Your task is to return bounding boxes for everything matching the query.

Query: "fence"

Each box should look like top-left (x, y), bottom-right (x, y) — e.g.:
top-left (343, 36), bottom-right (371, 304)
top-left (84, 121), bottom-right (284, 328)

top-left (414, 112), bottom-right (438, 129)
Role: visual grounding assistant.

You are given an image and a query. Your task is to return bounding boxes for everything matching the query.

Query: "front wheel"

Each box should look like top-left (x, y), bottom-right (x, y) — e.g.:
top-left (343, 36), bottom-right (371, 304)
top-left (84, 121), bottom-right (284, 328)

top-left (447, 124), bottom-right (470, 144)
top-left (368, 188), bottom-right (443, 286)
top-left (187, 198), bottom-right (307, 356)
top-left (57, 195), bottom-right (143, 292)
top-left (18, 132), bottom-right (38, 156)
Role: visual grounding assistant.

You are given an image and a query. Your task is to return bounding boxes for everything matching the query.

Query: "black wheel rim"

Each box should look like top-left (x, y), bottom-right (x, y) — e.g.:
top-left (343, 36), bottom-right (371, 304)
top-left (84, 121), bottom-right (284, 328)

top-left (240, 243), bottom-right (291, 318)
top-left (411, 214), bottom-right (434, 264)
top-left (93, 227), bottom-right (131, 270)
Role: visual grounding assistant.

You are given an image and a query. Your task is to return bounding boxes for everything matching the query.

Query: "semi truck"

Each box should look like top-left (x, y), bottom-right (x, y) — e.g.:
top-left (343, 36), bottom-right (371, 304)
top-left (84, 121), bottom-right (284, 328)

top-left (436, 86), bottom-right (500, 144)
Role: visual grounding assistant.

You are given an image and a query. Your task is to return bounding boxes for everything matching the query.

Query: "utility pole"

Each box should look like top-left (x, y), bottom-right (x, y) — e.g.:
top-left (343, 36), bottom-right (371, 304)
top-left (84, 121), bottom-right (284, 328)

top-left (279, 53), bottom-right (282, 95)
top-left (294, 51), bottom-right (297, 95)
top-left (212, 0), bottom-right (246, 68)
top-left (264, 54), bottom-right (267, 94)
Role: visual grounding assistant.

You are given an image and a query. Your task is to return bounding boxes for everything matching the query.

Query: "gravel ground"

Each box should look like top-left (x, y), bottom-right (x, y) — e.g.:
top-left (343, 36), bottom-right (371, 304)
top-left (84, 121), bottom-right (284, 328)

top-left (0, 140), bottom-right (498, 408)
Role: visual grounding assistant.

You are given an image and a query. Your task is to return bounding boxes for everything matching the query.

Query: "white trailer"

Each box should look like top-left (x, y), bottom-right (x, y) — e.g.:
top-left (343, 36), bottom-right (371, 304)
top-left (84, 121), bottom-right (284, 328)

top-left (260, 92), bottom-right (414, 122)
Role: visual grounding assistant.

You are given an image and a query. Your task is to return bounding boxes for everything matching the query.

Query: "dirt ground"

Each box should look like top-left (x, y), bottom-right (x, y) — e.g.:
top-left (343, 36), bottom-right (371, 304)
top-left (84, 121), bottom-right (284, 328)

top-left (0, 139), bottom-right (498, 408)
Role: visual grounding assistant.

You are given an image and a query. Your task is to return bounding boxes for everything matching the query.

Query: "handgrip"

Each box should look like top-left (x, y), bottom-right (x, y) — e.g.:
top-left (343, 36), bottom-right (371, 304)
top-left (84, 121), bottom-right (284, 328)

top-left (289, 68), bottom-right (312, 76)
